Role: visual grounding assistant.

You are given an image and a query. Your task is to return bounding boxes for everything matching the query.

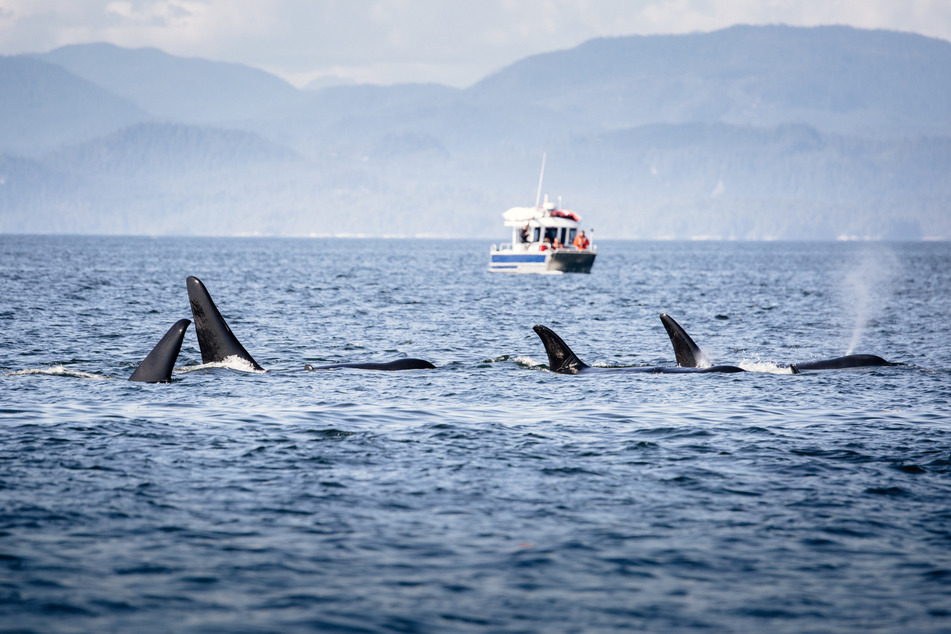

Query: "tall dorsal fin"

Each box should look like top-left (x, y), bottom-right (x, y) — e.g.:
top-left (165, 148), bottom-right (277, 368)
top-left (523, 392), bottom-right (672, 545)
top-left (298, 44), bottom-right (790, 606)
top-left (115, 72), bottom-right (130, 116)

top-left (532, 325), bottom-right (589, 374)
top-left (129, 319), bottom-right (190, 383)
top-left (186, 276), bottom-right (264, 371)
top-left (660, 313), bottom-right (713, 368)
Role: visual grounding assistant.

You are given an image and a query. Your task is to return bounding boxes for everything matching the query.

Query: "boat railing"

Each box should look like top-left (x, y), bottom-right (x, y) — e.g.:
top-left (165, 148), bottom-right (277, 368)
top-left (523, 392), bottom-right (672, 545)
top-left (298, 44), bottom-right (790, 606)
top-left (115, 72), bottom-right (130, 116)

top-left (491, 242), bottom-right (597, 253)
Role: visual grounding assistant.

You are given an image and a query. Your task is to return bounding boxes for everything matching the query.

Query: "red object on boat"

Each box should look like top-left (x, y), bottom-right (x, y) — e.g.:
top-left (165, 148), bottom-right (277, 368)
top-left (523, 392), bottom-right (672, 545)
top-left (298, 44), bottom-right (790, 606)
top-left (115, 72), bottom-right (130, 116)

top-left (550, 210), bottom-right (580, 222)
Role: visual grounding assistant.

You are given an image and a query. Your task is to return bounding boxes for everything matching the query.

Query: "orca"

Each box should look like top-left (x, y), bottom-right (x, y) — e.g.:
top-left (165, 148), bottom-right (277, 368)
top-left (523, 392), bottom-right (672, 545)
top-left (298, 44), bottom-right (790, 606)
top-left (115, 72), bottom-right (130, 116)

top-left (186, 276), bottom-right (434, 372)
top-left (660, 313), bottom-right (713, 368)
top-left (532, 324), bottom-right (745, 374)
top-left (187, 276), bottom-right (265, 371)
top-left (790, 355), bottom-right (895, 372)
top-left (659, 313), bottom-right (896, 373)
top-left (129, 319), bottom-right (191, 383)
top-left (304, 359), bottom-right (436, 371)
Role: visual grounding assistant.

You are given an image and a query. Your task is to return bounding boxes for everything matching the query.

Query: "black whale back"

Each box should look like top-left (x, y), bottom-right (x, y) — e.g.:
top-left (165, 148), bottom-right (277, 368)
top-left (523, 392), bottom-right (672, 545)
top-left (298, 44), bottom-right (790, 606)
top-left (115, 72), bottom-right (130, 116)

top-left (791, 354), bottom-right (894, 371)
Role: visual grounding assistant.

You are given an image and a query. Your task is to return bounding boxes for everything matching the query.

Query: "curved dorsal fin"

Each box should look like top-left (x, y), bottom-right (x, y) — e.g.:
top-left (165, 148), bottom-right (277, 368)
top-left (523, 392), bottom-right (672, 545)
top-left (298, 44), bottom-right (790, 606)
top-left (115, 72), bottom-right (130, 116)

top-left (660, 313), bottom-right (713, 368)
top-left (186, 276), bottom-right (264, 371)
top-left (129, 319), bottom-right (190, 383)
top-left (532, 325), bottom-right (589, 374)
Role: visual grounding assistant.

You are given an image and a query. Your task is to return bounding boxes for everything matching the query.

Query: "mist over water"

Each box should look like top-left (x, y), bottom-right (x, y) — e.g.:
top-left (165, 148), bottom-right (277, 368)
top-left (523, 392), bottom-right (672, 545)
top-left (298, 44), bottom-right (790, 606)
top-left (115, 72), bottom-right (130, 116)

top-left (1, 236), bottom-right (950, 633)
top-left (840, 246), bottom-right (901, 355)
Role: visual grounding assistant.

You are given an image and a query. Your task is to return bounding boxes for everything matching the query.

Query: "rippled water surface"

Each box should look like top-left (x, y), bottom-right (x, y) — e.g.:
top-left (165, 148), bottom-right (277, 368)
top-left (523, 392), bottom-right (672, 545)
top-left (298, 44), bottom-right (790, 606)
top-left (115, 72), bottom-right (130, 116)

top-left (2, 236), bottom-right (950, 632)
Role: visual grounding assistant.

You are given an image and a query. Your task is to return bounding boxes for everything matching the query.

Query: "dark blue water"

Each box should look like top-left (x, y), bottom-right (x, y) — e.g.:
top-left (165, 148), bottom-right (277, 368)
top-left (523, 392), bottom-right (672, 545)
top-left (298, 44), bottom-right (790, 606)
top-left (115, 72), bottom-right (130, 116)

top-left (2, 236), bottom-right (950, 632)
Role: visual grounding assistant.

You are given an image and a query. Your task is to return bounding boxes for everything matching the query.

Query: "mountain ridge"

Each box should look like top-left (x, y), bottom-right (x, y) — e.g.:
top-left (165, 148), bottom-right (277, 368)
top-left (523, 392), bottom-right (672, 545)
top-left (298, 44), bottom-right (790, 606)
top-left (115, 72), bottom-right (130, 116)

top-left (0, 55), bottom-right (150, 155)
top-left (34, 43), bottom-right (303, 124)
top-left (469, 24), bottom-right (951, 137)
top-left (1, 25), bottom-right (949, 239)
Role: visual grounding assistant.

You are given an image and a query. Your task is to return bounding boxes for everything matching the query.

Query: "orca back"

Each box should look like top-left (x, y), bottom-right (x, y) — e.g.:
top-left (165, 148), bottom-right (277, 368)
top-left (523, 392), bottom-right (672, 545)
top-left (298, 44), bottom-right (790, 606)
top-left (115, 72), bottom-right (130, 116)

top-left (304, 359), bottom-right (436, 371)
top-left (791, 354), bottom-right (893, 371)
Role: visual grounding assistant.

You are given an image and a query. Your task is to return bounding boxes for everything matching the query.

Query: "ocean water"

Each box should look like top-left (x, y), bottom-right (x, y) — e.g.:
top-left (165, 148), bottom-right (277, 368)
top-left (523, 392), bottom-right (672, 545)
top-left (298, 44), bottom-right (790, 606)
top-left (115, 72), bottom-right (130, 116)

top-left (1, 235), bottom-right (950, 633)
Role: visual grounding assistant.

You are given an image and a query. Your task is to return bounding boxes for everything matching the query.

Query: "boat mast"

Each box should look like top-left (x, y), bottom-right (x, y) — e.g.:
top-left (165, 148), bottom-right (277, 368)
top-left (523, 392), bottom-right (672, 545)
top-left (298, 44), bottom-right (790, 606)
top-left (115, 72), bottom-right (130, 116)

top-left (535, 153), bottom-right (546, 208)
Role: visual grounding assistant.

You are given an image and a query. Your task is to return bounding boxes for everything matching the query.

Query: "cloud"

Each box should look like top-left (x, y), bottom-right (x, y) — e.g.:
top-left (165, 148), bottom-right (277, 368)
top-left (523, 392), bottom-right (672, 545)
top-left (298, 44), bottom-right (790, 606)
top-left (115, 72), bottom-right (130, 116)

top-left (104, 1), bottom-right (190, 23)
top-left (1, 0), bottom-right (949, 86)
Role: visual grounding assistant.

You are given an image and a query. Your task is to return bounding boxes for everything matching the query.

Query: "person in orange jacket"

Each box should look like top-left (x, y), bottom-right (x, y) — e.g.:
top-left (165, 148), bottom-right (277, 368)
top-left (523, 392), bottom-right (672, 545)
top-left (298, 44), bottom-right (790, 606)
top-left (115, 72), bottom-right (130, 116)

top-left (573, 230), bottom-right (589, 250)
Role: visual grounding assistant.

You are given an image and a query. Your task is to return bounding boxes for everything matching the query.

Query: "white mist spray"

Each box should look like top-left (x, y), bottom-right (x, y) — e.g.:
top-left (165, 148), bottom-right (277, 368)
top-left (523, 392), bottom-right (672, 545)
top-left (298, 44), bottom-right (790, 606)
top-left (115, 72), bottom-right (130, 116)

top-left (840, 247), bottom-right (899, 356)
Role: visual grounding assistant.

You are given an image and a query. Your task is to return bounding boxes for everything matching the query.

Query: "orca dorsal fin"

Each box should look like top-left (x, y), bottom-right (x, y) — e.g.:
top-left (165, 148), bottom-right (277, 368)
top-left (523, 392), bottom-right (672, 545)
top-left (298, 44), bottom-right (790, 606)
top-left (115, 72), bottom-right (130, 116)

top-left (129, 319), bottom-right (190, 383)
top-left (532, 325), bottom-right (589, 374)
top-left (660, 313), bottom-right (713, 368)
top-left (186, 276), bottom-right (264, 371)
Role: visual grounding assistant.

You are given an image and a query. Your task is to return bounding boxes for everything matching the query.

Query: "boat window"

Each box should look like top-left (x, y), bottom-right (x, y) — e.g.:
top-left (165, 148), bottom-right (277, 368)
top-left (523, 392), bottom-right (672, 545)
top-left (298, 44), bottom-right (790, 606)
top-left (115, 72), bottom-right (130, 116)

top-left (559, 228), bottom-right (567, 245)
top-left (545, 228), bottom-right (557, 243)
top-left (568, 228), bottom-right (577, 245)
top-left (533, 227), bottom-right (541, 242)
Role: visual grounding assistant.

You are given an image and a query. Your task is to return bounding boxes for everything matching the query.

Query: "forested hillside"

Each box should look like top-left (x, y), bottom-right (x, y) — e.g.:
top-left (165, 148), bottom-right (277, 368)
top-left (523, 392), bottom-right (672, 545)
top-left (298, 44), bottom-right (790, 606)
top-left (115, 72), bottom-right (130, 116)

top-left (2, 25), bottom-right (949, 239)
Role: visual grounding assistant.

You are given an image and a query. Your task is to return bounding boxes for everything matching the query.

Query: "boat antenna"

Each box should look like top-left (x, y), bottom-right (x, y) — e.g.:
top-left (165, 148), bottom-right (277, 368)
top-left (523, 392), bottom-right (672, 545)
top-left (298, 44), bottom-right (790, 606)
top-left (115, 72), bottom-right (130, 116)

top-left (535, 152), bottom-right (546, 207)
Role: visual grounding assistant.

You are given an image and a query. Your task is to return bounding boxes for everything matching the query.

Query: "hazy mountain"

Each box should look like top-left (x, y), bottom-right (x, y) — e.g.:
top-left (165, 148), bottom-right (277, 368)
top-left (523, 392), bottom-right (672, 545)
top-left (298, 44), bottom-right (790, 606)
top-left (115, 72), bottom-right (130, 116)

top-left (3, 25), bottom-right (950, 239)
top-left (3, 123), bottom-right (303, 235)
top-left (249, 82), bottom-right (579, 160)
top-left (35, 43), bottom-right (302, 124)
top-left (551, 123), bottom-right (951, 239)
top-left (252, 83), bottom-right (459, 156)
top-left (245, 25), bottom-right (951, 170)
top-left (0, 55), bottom-right (149, 155)
top-left (303, 75), bottom-right (357, 91)
top-left (47, 122), bottom-right (300, 176)
top-left (470, 25), bottom-right (951, 138)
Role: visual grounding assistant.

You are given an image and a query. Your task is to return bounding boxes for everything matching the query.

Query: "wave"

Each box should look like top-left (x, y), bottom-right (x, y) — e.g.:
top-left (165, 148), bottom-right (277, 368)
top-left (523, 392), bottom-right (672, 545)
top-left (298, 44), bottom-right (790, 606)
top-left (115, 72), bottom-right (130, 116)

top-left (5, 366), bottom-right (111, 380)
top-left (175, 355), bottom-right (267, 375)
top-left (514, 355), bottom-right (547, 370)
top-left (738, 360), bottom-right (795, 374)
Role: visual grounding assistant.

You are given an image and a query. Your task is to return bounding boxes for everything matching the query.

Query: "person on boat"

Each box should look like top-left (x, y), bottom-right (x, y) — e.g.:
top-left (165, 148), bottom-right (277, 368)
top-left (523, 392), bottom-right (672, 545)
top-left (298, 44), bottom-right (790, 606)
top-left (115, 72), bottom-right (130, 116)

top-left (573, 230), bottom-right (589, 250)
top-left (552, 237), bottom-right (563, 249)
top-left (520, 224), bottom-right (530, 243)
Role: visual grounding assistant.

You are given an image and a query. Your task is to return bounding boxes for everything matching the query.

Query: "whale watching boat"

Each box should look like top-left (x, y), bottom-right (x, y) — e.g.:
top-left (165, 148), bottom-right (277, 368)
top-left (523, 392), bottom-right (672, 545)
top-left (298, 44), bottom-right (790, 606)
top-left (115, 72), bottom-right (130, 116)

top-left (489, 156), bottom-right (596, 274)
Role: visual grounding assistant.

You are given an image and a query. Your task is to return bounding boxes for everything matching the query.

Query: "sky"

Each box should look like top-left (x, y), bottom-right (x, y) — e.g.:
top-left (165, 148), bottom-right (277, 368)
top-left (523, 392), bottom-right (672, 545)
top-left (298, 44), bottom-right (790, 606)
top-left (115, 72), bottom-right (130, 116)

top-left (2, 0), bottom-right (950, 88)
